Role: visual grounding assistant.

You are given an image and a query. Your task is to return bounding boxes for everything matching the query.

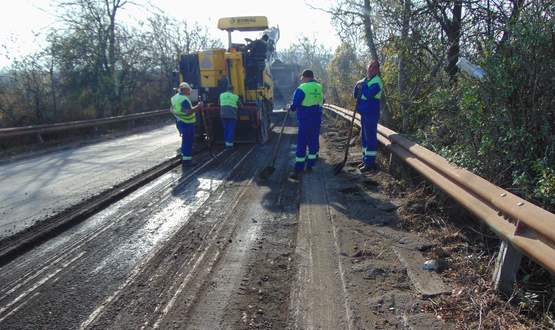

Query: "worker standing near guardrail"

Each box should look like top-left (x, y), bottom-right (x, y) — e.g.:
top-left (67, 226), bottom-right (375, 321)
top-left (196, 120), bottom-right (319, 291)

top-left (171, 82), bottom-right (204, 167)
top-left (219, 86), bottom-right (241, 149)
top-left (289, 69), bottom-right (324, 180)
top-left (354, 60), bottom-right (383, 173)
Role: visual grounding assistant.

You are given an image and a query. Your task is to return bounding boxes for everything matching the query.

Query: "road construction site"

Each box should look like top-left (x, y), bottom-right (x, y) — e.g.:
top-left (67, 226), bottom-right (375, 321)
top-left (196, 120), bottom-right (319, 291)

top-left (0, 109), bottom-right (471, 329)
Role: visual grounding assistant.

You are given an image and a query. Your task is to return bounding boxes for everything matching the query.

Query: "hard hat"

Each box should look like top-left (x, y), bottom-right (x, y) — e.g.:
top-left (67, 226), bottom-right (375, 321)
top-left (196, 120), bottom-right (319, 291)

top-left (178, 82), bottom-right (192, 90)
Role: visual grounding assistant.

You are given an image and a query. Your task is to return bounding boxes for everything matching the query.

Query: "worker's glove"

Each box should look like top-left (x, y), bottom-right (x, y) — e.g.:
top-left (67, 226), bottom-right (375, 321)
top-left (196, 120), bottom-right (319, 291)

top-left (355, 79), bottom-right (366, 99)
top-left (289, 104), bottom-right (296, 112)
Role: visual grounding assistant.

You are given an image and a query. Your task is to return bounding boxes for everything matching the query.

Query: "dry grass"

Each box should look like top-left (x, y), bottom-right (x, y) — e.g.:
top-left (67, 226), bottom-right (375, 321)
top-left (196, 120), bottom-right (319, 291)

top-left (381, 176), bottom-right (555, 329)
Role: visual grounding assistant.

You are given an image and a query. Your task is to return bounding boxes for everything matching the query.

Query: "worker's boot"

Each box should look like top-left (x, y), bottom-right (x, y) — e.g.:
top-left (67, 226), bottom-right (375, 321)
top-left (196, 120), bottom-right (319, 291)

top-left (360, 164), bottom-right (378, 174)
top-left (289, 171), bottom-right (302, 181)
top-left (182, 160), bottom-right (196, 168)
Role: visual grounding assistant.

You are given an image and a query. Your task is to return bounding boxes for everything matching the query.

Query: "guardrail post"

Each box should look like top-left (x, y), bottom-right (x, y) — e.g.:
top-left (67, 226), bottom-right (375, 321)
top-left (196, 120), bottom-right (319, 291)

top-left (492, 240), bottom-right (523, 296)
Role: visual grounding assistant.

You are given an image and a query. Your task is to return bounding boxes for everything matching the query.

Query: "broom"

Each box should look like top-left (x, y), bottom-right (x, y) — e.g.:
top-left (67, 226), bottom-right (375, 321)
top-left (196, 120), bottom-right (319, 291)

top-left (333, 104), bottom-right (358, 175)
top-left (259, 106), bottom-right (291, 179)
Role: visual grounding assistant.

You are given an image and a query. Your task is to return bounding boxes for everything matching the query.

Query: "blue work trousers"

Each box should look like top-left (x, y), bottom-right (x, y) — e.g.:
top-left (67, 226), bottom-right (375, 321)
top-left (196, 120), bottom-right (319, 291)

top-left (222, 118), bottom-right (236, 148)
top-left (360, 112), bottom-right (379, 167)
top-left (176, 120), bottom-right (195, 165)
top-left (295, 112), bottom-right (321, 171)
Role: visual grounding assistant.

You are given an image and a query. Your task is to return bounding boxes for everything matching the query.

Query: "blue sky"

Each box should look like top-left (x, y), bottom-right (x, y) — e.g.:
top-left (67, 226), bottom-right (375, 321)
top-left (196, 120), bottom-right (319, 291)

top-left (0, 0), bottom-right (340, 68)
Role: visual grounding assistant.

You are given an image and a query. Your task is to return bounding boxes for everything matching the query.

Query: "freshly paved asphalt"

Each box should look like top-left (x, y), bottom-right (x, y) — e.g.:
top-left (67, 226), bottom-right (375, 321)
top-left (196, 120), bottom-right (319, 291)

top-left (0, 124), bottom-right (180, 239)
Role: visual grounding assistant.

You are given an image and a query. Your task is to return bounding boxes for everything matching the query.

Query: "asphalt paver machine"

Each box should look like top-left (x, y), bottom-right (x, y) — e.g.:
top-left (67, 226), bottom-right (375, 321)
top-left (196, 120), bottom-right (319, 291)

top-left (177, 16), bottom-right (279, 144)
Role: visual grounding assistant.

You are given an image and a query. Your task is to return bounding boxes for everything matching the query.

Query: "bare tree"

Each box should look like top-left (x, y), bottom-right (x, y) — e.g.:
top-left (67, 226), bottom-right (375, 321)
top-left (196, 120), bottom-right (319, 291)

top-left (424, 0), bottom-right (463, 81)
top-left (397, 0), bottom-right (411, 130)
top-left (145, 12), bottom-right (223, 97)
top-left (279, 36), bottom-right (332, 88)
top-left (11, 53), bottom-right (50, 123)
top-left (310, 0), bottom-right (380, 59)
top-left (362, 0), bottom-right (380, 60)
top-left (56, 0), bottom-right (128, 116)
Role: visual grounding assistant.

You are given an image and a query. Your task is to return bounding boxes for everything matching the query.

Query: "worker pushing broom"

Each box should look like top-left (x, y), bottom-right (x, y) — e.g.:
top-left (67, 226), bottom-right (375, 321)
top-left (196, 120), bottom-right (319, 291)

top-left (332, 59), bottom-right (383, 175)
top-left (261, 62), bottom-right (383, 180)
top-left (285, 62), bottom-right (383, 179)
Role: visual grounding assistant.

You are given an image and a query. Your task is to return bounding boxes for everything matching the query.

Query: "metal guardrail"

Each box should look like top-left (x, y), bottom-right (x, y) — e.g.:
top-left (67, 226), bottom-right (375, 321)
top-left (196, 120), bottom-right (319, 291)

top-left (324, 104), bottom-right (555, 287)
top-left (0, 109), bottom-right (169, 139)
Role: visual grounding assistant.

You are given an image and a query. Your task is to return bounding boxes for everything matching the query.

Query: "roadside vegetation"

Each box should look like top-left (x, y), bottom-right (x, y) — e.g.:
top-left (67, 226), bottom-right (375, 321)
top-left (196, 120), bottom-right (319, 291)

top-left (321, 0), bottom-right (555, 214)
top-left (0, 0), bottom-right (221, 127)
top-left (317, 0), bottom-right (554, 327)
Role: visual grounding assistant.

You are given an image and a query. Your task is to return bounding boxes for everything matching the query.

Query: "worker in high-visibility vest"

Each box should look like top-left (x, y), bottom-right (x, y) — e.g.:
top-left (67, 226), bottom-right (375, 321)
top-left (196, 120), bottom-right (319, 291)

top-left (219, 86), bottom-right (241, 149)
top-left (170, 82), bottom-right (203, 167)
top-left (289, 69), bottom-right (324, 180)
top-left (354, 60), bottom-right (383, 173)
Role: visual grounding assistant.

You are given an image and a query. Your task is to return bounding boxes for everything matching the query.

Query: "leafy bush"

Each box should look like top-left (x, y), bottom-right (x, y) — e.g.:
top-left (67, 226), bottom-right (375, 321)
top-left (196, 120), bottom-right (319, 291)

top-left (391, 6), bottom-right (555, 211)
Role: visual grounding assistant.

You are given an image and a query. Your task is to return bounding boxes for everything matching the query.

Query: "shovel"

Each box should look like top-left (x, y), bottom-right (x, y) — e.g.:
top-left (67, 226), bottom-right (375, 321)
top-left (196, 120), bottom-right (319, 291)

top-left (199, 102), bottom-right (217, 159)
top-left (259, 106), bottom-right (291, 180)
top-left (333, 105), bottom-right (359, 175)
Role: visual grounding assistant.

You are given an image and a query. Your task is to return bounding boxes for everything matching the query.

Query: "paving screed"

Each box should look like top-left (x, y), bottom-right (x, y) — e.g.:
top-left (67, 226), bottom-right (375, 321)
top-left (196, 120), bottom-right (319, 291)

top-left (0, 115), bottom-right (453, 329)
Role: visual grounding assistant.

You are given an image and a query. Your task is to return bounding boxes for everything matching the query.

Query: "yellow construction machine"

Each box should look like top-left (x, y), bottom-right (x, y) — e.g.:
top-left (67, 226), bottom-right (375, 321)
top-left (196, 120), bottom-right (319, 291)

top-left (177, 16), bottom-right (279, 143)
